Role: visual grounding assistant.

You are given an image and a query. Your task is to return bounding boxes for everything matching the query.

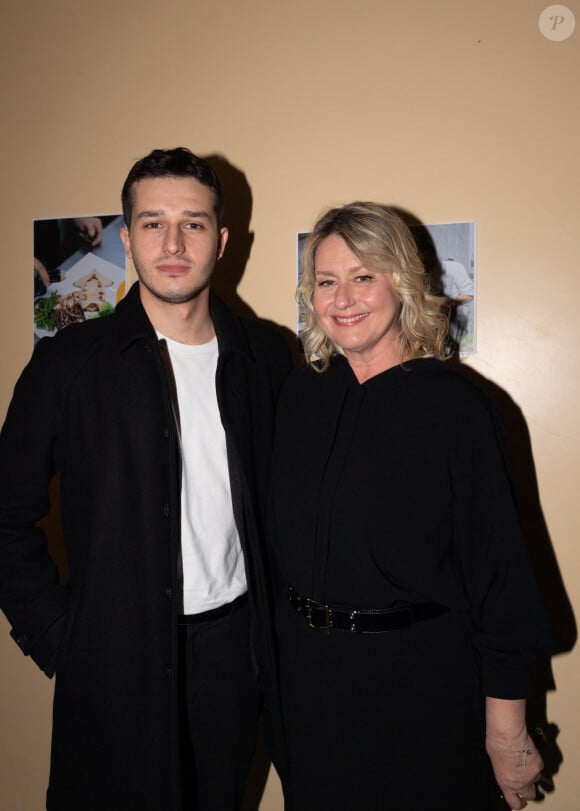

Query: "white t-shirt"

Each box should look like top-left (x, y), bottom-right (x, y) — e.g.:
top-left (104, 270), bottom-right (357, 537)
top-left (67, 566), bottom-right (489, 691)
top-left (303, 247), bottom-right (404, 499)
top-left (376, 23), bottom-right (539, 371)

top-left (158, 333), bottom-right (247, 614)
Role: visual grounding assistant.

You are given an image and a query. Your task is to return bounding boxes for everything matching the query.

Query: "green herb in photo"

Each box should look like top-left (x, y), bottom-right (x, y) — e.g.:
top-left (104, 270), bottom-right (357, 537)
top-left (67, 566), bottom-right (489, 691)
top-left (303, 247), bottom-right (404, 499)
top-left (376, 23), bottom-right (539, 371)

top-left (34, 293), bottom-right (60, 331)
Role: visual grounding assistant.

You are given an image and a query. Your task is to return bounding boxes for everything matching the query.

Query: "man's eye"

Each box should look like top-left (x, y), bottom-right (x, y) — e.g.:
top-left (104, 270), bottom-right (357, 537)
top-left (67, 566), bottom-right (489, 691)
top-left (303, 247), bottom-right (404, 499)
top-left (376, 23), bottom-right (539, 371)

top-left (185, 222), bottom-right (203, 230)
top-left (143, 222), bottom-right (161, 229)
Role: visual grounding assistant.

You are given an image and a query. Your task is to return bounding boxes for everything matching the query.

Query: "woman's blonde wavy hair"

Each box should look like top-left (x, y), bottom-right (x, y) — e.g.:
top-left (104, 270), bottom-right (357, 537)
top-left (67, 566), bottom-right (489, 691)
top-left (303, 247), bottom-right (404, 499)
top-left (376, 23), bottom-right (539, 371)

top-left (297, 202), bottom-right (451, 371)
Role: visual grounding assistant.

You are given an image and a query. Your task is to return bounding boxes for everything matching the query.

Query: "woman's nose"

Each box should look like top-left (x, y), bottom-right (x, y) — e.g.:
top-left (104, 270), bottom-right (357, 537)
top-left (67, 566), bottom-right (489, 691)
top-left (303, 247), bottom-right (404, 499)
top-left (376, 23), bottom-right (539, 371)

top-left (334, 282), bottom-right (354, 309)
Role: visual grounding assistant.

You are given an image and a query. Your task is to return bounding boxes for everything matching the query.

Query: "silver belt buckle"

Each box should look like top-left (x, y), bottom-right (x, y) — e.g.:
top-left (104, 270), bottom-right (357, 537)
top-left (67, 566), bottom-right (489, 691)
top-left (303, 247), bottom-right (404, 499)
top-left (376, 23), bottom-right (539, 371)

top-left (305, 597), bottom-right (333, 633)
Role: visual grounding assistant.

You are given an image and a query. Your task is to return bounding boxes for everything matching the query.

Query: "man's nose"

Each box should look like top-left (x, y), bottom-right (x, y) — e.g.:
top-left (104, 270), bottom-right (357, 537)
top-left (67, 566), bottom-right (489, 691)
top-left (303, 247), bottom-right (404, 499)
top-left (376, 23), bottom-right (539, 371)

top-left (162, 225), bottom-right (185, 254)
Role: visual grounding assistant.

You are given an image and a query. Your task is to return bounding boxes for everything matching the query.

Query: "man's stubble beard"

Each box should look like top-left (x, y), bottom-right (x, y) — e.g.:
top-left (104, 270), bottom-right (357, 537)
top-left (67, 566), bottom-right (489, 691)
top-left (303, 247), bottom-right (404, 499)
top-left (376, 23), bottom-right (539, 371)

top-left (137, 271), bottom-right (212, 306)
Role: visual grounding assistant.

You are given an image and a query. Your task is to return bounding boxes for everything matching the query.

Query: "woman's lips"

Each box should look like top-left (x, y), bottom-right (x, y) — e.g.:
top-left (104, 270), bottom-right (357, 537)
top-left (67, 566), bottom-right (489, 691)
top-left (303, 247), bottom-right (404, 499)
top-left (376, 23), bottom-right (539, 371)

top-left (332, 313), bottom-right (369, 325)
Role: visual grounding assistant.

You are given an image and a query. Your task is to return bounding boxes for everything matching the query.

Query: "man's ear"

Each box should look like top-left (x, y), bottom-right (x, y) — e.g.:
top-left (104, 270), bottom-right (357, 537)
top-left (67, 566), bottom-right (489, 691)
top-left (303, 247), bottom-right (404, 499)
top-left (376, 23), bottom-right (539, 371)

top-left (217, 227), bottom-right (229, 260)
top-left (120, 226), bottom-right (132, 260)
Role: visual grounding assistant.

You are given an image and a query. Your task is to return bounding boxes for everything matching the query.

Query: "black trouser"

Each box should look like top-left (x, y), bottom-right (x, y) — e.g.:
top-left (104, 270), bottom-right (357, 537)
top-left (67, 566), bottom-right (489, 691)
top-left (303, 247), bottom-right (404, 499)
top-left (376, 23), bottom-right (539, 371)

top-left (178, 596), bottom-right (260, 811)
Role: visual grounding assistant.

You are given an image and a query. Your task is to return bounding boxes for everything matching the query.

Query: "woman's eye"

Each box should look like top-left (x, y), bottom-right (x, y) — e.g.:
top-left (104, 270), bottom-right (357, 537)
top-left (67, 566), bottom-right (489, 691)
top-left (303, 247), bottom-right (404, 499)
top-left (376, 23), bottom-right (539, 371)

top-left (356, 274), bottom-right (373, 282)
top-left (316, 279), bottom-right (334, 287)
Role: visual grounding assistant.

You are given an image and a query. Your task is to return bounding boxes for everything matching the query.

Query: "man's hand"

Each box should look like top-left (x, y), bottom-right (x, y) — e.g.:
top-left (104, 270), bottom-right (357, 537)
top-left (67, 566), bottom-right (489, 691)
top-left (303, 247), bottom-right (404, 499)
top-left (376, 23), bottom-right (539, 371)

top-left (74, 217), bottom-right (103, 247)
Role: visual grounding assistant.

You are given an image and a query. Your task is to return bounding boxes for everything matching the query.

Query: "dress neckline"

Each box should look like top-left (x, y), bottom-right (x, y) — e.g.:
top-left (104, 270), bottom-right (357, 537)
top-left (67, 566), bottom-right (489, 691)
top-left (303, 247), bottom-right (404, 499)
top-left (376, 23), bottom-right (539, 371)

top-left (332, 354), bottom-right (443, 387)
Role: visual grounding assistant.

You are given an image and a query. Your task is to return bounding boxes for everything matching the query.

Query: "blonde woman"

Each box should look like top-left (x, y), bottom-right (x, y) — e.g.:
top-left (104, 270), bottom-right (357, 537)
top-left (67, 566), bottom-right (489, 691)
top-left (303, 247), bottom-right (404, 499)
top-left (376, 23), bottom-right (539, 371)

top-left (269, 202), bottom-right (552, 810)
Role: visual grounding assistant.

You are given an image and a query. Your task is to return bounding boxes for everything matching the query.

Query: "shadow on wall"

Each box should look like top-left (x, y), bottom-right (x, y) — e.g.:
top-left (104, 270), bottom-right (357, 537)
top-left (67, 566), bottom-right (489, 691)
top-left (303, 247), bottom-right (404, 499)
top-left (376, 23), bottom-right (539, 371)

top-left (398, 204), bottom-right (575, 806)
top-left (394, 207), bottom-right (460, 354)
top-left (204, 153), bottom-right (301, 365)
top-left (454, 361), bottom-right (575, 807)
top-left (204, 154), bottom-right (257, 320)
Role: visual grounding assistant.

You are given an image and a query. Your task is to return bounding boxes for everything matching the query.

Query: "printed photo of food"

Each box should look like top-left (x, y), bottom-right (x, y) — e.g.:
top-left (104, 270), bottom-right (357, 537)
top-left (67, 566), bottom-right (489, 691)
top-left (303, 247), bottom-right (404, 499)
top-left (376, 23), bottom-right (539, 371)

top-left (33, 214), bottom-right (127, 342)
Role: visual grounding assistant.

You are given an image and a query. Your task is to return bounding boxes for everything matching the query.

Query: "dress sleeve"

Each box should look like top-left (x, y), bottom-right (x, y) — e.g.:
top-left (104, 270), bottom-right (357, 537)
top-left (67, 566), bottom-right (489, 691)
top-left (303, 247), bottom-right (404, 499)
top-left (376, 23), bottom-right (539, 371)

top-left (450, 397), bottom-right (553, 699)
top-left (0, 339), bottom-right (70, 676)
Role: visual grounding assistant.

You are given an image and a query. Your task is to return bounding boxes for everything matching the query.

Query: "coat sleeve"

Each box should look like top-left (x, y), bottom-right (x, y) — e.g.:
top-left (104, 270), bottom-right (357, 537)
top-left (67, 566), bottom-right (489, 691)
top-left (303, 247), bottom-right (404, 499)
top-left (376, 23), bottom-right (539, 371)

top-left (450, 397), bottom-right (553, 699)
top-left (0, 339), bottom-right (71, 677)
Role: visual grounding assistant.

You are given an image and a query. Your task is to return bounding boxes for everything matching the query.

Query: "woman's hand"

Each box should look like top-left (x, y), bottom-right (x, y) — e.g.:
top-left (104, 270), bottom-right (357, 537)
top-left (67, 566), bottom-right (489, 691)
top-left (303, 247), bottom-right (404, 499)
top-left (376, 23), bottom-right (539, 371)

top-left (487, 730), bottom-right (542, 808)
top-left (486, 697), bottom-right (543, 809)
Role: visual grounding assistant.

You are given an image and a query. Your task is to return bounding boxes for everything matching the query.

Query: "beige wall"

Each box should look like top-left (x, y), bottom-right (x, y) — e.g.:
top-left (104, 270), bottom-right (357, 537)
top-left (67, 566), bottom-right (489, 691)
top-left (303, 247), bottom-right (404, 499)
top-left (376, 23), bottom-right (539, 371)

top-left (1, 1), bottom-right (578, 807)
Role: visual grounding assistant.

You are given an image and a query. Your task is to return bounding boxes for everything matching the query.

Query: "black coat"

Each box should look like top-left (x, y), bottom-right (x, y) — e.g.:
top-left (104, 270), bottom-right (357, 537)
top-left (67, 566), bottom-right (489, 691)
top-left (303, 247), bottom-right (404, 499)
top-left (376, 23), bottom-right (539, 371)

top-left (0, 283), bottom-right (292, 810)
top-left (269, 357), bottom-right (553, 809)
top-left (271, 356), bottom-right (552, 811)
top-left (271, 356), bottom-right (553, 695)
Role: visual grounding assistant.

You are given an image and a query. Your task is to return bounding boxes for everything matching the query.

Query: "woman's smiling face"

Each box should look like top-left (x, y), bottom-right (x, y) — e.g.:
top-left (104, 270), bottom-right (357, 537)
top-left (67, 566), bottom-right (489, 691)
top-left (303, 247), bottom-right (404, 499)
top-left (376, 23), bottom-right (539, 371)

top-left (312, 234), bottom-right (402, 369)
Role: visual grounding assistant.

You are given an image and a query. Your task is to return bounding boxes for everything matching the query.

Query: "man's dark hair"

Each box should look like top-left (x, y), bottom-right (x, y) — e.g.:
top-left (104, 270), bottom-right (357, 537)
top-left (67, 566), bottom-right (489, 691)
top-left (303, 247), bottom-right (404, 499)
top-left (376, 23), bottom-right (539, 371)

top-left (121, 147), bottom-right (224, 228)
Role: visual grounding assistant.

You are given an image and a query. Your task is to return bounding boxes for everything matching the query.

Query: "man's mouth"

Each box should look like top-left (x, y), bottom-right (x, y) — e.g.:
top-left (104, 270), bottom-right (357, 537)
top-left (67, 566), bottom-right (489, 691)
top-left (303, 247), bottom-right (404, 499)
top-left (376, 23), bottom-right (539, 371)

top-left (156, 263), bottom-right (191, 274)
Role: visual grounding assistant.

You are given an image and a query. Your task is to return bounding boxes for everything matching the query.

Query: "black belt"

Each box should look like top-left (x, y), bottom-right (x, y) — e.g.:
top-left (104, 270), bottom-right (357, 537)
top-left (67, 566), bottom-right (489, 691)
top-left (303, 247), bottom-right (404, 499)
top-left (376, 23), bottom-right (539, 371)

top-left (288, 585), bottom-right (448, 634)
top-left (178, 593), bottom-right (248, 625)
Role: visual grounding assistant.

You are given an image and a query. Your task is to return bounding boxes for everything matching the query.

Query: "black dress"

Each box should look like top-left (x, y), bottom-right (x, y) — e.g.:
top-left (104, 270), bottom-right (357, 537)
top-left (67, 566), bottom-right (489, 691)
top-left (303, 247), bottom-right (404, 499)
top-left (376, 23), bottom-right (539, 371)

top-left (269, 356), bottom-right (552, 811)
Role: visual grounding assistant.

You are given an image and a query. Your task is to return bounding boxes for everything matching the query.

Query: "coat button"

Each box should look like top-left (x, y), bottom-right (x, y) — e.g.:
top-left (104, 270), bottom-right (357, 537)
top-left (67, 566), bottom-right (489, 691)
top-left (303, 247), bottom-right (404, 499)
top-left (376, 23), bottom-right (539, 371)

top-left (162, 503), bottom-right (170, 517)
top-left (165, 587), bottom-right (173, 598)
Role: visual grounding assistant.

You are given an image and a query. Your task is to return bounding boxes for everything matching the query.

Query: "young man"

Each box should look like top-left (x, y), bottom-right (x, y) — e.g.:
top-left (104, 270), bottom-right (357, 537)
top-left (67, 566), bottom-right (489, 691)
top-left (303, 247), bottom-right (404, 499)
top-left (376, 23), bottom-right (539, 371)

top-left (0, 148), bottom-right (292, 810)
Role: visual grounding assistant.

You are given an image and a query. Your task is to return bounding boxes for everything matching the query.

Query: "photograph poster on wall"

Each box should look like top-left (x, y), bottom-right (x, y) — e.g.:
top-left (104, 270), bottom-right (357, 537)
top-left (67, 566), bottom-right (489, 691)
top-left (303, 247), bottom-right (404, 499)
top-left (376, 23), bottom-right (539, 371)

top-left (297, 220), bottom-right (477, 354)
top-left (410, 220), bottom-right (477, 354)
top-left (33, 214), bottom-right (127, 343)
